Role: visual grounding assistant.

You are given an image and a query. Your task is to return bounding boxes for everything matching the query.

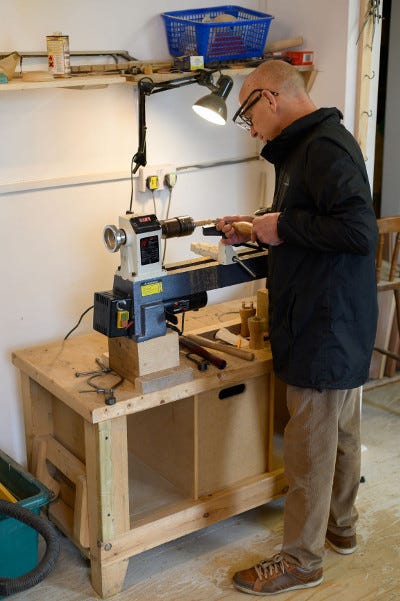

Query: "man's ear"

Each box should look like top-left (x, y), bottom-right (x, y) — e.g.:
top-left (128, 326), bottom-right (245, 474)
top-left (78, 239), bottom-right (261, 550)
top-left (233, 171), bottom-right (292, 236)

top-left (263, 89), bottom-right (278, 112)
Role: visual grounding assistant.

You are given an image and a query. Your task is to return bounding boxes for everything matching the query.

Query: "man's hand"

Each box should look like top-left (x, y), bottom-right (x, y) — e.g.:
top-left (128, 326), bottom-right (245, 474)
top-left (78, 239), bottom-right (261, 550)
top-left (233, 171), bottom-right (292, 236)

top-left (216, 213), bottom-right (283, 246)
top-left (215, 215), bottom-right (253, 245)
top-left (252, 213), bottom-right (283, 246)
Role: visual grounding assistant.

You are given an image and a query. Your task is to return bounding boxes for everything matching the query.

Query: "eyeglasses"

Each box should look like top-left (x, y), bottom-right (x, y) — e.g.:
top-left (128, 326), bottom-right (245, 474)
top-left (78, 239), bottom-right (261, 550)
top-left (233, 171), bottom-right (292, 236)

top-left (232, 88), bottom-right (279, 132)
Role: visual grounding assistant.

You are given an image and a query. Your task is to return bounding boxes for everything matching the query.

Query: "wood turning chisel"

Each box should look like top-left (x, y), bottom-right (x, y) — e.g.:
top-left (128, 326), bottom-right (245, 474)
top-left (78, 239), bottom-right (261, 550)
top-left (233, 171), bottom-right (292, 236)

top-left (186, 334), bottom-right (255, 361)
top-left (179, 336), bottom-right (227, 369)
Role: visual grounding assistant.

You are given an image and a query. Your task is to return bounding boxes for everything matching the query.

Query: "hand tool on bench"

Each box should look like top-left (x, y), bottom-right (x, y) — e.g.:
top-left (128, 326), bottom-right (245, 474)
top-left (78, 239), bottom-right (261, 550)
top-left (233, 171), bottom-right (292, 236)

top-left (179, 335), bottom-right (227, 370)
top-left (185, 353), bottom-right (210, 371)
top-left (186, 333), bottom-right (255, 361)
top-left (215, 327), bottom-right (249, 348)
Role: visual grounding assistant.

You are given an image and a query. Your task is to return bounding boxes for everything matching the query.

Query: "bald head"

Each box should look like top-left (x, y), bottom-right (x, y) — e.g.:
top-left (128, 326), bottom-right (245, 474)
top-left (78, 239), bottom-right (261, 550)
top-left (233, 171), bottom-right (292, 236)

top-left (237, 60), bottom-right (317, 140)
top-left (241, 60), bottom-right (308, 103)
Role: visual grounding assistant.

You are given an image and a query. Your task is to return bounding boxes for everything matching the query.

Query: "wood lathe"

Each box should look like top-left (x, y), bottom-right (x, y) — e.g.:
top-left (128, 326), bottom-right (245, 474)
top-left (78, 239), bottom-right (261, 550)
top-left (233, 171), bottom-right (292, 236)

top-left (92, 212), bottom-right (267, 384)
top-left (93, 213), bottom-right (267, 343)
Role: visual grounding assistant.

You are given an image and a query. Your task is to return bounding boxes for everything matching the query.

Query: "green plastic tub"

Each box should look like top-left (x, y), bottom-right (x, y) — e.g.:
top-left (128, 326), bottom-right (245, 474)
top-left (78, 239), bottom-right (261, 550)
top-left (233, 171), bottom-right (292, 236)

top-left (0, 449), bottom-right (51, 595)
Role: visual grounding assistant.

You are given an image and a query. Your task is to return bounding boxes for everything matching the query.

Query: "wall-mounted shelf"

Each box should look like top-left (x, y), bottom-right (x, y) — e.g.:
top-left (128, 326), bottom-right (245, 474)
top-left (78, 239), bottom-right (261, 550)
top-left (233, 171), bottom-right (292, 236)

top-left (126, 65), bottom-right (317, 91)
top-left (0, 65), bottom-right (316, 92)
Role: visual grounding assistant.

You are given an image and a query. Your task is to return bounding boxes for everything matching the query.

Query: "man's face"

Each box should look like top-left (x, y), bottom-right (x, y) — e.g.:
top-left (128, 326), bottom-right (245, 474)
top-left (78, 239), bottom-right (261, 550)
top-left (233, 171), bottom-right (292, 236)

top-left (234, 86), bottom-right (280, 143)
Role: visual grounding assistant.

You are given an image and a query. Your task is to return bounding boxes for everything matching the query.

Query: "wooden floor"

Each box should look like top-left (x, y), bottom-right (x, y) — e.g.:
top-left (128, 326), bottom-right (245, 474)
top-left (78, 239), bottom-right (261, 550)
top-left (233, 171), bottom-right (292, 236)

top-left (12, 381), bottom-right (400, 601)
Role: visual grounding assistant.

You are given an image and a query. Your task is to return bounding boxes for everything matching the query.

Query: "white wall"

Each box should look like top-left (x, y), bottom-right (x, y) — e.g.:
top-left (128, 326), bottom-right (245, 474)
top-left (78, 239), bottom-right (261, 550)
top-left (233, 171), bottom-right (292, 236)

top-left (0, 0), bottom-right (378, 463)
top-left (262, 0), bottom-right (355, 198)
top-left (264, 0), bottom-right (381, 187)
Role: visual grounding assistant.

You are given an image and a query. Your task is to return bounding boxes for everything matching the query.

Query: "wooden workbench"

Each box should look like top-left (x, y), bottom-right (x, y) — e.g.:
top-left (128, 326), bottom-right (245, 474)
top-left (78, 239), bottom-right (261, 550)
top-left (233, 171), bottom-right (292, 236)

top-left (12, 301), bottom-right (287, 598)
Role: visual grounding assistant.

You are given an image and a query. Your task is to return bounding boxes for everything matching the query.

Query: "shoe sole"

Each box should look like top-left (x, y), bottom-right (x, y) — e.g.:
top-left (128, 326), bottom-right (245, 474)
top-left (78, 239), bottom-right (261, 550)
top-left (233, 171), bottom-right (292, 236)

top-left (233, 576), bottom-right (323, 596)
top-left (325, 538), bottom-right (356, 555)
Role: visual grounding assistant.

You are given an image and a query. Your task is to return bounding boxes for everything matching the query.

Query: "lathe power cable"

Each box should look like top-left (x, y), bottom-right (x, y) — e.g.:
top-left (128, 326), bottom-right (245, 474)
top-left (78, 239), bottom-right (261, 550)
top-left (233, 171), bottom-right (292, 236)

top-left (64, 305), bottom-right (94, 340)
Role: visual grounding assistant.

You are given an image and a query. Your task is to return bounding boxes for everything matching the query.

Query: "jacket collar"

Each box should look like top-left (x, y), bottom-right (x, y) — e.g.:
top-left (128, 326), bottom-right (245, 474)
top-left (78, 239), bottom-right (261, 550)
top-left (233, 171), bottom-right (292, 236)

top-left (261, 107), bottom-right (343, 165)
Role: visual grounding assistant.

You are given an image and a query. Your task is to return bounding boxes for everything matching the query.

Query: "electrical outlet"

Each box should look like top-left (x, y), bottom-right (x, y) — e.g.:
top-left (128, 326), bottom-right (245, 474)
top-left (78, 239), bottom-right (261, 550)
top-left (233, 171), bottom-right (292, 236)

top-left (138, 164), bottom-right (176, 193)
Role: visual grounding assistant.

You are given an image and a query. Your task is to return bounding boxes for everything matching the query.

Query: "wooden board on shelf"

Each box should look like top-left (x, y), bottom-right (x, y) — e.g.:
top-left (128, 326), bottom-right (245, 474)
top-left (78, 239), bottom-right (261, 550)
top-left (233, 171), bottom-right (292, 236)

top-left (0, 73), bottom-right (126, 91)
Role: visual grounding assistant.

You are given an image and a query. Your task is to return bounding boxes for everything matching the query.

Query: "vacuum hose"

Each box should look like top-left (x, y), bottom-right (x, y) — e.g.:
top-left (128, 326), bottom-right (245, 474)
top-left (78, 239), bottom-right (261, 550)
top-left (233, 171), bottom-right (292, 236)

top-left (0, 500), bottom-right (60, 596)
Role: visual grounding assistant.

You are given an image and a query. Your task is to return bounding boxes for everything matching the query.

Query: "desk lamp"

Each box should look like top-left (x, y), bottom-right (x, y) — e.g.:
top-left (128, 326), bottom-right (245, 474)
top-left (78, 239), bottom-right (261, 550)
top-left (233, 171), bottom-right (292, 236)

top-left (132, 70), bottom-right (233, 174)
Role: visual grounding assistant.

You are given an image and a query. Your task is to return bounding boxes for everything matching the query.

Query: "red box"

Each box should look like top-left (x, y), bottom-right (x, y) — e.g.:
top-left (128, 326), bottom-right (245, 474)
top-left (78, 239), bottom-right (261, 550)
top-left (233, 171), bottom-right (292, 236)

top-left (286, 51), bottom-right (314, 66)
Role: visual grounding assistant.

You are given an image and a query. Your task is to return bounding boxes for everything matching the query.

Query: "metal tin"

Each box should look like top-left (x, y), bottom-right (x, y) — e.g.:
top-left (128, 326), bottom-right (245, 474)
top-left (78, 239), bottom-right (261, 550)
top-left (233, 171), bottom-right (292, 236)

top-left (286, 51), bottom-right (314, 66)
top-left (46, 33), bottom-right (71, 77)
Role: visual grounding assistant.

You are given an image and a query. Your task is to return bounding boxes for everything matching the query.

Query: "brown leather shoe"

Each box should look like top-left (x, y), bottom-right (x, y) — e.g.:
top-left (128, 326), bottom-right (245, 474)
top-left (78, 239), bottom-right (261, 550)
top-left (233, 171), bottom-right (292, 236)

top-left (326, 530), bottom-right (357, 555)
top-left (233, 554), bottom-right (323, 595)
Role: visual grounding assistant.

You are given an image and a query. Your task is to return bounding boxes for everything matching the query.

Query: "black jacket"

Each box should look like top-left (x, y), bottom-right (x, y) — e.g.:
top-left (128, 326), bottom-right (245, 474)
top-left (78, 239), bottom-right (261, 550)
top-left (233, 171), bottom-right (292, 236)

top-left (261, 107), bottom-right (378, 389)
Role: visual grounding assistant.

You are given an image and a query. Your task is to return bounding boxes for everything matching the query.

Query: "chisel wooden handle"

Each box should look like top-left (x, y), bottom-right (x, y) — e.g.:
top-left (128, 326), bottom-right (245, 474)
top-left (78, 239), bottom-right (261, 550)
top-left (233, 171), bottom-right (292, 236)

top-left (186, 334), bottom-right (255, 361)
top-left (179, 336), bottom-right (227, 370)
top-left (231, 221), bottom-right (253, 237)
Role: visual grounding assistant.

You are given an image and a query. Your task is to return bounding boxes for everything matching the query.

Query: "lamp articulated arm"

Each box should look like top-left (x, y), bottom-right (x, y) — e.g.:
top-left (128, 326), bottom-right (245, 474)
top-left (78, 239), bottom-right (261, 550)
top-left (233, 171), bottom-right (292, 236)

top-left (131, 70), bottom-right (233, 175)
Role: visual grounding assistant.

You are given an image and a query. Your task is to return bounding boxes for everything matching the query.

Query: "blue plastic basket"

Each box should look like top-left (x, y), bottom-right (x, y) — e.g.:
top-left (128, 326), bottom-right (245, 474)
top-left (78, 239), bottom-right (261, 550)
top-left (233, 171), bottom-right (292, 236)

top-left (161, 5), bottom-right (274, 62)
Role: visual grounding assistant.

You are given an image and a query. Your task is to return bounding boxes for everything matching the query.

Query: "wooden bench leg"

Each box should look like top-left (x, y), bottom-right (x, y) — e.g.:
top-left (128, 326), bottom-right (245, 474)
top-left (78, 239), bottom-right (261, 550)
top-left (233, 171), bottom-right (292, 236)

top-left (84, 417), bottom-right (130, 598)
top-left (90, 558), bottom-right (129, 599)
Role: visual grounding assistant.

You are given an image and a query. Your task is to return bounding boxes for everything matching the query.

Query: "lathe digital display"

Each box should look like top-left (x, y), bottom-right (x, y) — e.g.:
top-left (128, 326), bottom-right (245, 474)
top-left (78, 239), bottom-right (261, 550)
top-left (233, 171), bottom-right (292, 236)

top-left (140, 234), bottom-right (160, 265)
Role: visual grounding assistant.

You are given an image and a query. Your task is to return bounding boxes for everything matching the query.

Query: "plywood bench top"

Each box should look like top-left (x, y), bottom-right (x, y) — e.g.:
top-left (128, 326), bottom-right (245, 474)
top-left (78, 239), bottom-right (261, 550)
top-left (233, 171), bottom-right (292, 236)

top-left (12, 329), bottom-right (273, 424)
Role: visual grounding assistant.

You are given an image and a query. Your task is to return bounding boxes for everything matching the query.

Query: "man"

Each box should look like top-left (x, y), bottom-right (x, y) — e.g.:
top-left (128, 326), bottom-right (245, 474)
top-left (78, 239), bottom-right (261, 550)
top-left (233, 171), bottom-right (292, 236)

top-left (216, 60), bottom-right (378, 595)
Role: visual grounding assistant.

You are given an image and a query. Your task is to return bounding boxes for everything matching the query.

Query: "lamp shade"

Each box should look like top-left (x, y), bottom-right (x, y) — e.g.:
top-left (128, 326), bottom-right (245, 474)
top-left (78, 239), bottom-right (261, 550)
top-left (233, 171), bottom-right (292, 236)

top-left (192, 94), bottom-right (227, 125)
top-left (192, 74), bottom-right (233, 125)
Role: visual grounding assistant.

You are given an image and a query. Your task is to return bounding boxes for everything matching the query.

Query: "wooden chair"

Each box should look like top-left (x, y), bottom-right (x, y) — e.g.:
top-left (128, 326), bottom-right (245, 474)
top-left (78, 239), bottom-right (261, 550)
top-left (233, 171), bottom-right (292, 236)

top-left (373, 215), bottom-right (400, 375)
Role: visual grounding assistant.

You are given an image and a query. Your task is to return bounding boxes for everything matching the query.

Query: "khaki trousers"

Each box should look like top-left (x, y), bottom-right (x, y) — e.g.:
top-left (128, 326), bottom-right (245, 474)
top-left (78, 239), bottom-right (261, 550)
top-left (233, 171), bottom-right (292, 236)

top-left (282, 385), bottom-right (361, 570)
